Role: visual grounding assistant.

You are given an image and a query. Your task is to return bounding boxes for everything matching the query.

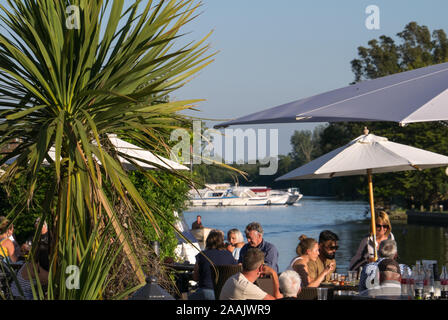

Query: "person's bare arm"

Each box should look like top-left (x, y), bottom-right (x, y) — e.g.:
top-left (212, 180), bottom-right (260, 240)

top-left (307, 262), bottom-right (335, 287)
top-left (261, 265), bottom-right (283, 299)
top-left (3, 239), bottom-right (18, 263)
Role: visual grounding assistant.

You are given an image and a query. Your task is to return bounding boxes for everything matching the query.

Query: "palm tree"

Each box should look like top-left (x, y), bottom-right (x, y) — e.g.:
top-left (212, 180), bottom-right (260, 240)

top-left (0, 0), bottom-right (214, 299)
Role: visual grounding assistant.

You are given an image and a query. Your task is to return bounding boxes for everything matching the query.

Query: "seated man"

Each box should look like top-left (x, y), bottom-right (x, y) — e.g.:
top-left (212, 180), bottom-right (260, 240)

top-left (358, 239), bottom-right (410, 292)
top-left (359, 258), bottom-right (402, 297)
top-left (238, 222), bottom-right (279, 273)
top-left (220, 248), bottom-right (283, 300)
top-left (278, 269), bottom-right (301, 299)
top-left (308, 230), bottom-right (339, 283)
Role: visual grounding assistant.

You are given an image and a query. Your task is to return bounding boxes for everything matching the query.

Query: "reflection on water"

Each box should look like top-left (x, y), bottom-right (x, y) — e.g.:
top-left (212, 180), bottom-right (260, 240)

top-left (183, 198), bottom-right (448, 272)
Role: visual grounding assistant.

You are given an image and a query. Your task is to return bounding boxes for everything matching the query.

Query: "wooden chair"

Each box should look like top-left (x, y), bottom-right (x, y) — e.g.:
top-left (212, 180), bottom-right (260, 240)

top-left (254, 276), bottom-right (274, 296)
top-left (210, 264), bottom-right (242, 299)
top-left (296, 287), bottom-right (318, 300)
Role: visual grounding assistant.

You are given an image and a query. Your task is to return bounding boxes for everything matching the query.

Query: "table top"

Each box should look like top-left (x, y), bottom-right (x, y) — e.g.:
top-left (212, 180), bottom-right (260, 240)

top-left (163, 262), bottom-right (195, 272)
top-left (320, 282), bottom-right (359, 291)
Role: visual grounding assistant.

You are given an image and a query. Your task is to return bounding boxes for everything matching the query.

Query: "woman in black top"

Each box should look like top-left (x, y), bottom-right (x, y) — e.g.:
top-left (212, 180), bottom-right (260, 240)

top-left (190, 229), bottom-right (236, 300)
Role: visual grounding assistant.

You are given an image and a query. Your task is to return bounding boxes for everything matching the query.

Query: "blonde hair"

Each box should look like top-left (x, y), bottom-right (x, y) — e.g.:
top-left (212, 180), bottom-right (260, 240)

top-left (295, 235), bottom-right (317, 256)
top-left (227, 229), bottom-right (244, 243)
top-left (0, 216), bottom-right (11, 235)
top-left (376, 211), bottom-right (392, 237)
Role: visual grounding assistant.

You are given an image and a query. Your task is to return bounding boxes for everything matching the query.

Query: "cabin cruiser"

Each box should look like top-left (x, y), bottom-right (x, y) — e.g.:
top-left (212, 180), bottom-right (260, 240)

top-left (250, 187), bottom-right (303, 205)
top-left (187, 184), bottom-right (303, 206)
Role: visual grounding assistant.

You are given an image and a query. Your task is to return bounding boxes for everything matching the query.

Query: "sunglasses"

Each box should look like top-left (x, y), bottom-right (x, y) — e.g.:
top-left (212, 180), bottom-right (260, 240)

top-left (376, 224), bottom-right (389, 229)
top-left (325, 245), bottom-right (339, 251)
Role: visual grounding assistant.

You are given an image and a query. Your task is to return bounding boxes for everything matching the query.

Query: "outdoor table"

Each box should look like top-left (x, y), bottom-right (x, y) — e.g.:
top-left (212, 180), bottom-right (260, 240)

top-left (163, 262), bottom-right (195, 272)
top-left (163, 262), bottom-right (195, 299)
top-left (354, 295), bottom-right (414, 300)
top-left (320, 282), bottom-right (359, 300)
top-left (320, 283), bottom-right (359, 291)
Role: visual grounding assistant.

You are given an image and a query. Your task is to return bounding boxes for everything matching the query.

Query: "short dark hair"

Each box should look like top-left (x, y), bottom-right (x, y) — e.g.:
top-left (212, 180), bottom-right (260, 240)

top-left (242, 248), bottom-right (265, 271)
top-left (378, 258), bottom-right (400, 275)
top-left (318, 230), bottom-right (339, 243)
top-left (245, 222), bottom-right (263, 235)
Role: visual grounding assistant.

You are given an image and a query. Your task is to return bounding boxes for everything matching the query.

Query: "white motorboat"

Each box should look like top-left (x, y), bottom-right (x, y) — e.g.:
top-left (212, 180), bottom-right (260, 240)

top-left (286, 187), bottom-right (304, 204)
top-left (187, 184), bottom-right (267, 206)
top-left (187, 184), bottom-right (302, 206)
top-left (249, 186), bottom-right (303, 205)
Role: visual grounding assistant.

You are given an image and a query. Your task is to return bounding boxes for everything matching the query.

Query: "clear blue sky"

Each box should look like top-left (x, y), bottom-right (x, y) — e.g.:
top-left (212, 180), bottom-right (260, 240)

top-left (2, 1), bottom-right (448, 155)
top-left (173, 0), bottom-right (448, 155)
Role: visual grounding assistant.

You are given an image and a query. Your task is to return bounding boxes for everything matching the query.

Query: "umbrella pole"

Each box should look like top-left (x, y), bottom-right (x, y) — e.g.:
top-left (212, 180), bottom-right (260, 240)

top-left (367, 169), bottom-right (378, 261)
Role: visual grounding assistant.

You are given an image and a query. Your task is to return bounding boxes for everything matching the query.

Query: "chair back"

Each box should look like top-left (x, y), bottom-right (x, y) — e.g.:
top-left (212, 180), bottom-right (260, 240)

top-left (254, 276), bottom-right (274, 296)
top-left (296, 287), bottom-right (317, 300)
top-left (210, 264), bottom-right (242, 299)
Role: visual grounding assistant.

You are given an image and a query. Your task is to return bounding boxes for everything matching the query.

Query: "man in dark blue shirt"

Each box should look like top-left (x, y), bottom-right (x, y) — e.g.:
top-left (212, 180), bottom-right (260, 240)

top-left (238, 222), bottom-right (279, 273)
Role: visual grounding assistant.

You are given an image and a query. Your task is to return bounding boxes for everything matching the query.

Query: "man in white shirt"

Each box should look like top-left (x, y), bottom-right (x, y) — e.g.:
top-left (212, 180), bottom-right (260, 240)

top-left (220, 248), bottom-right (283, 300)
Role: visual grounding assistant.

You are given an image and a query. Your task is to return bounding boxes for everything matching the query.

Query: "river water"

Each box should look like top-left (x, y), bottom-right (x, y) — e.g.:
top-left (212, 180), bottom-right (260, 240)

top-left (183, 197), bottom-right (448, 273)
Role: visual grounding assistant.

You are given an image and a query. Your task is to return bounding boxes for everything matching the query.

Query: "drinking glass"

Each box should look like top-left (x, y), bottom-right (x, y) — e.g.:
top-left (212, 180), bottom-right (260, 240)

top-left (338, 274), bottom-right (346, 286)
top-left (330, 272), bottom-right (337, 281)
top-left (317, 287), bottom-right (328, 300)
top-left (348, 271), bottom-right (357, 286)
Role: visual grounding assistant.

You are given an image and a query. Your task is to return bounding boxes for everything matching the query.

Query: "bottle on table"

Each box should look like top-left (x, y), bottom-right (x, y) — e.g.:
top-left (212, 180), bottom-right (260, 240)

top-left (423, 265), bottom-right (434, 299)
top-left (401, 267), bottom-right (409, 296)
top-left (433, 263), bottom-right (441, 299)
top-left (414, 261), bottom-right (424, 300)
top-left (441, 265), bottom-right (448, 299)
top-left (408, 266), bottom-right (415, 298)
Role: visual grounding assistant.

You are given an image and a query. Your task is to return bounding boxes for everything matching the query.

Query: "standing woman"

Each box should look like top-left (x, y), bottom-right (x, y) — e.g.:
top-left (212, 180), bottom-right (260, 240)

top-left (349, 211), bottom-right (394, 271)
top-left (288, 235), bottom-right (335, 288)
top-left (190, 229), bottom-right (237, 300)
top-left (0, 216), bottom-right (19, 263)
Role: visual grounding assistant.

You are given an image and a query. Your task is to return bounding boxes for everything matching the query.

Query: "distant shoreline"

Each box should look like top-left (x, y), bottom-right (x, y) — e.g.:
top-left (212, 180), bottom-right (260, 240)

top-left (302, 195), bottom-right (340, 200)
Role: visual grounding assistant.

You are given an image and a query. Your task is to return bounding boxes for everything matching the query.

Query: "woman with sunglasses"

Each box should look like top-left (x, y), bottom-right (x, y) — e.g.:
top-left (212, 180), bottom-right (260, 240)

top-left (349, 211), bottom-right (394, 271)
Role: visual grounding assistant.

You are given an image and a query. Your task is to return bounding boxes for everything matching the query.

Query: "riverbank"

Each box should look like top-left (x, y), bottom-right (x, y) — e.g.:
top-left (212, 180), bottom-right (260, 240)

top-left (388, 209), bottom-right (407, 221)
top-left (406, 210), bottom-right (448, 226)
top-left (388, 208), bottom-right (448, 226)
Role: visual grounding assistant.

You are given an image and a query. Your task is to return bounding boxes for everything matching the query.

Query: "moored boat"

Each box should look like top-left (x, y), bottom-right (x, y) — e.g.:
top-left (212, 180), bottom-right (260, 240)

top-left (187, 184), bottom-right (303, 207)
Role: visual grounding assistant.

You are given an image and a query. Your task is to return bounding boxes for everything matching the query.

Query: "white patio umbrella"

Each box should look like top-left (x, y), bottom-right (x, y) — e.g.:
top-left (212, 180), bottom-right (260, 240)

top-left (106, 134), bottom-right (189, 171)
top-left (4, 134), bottom-right (189, 171)
top-left (276, 128), bottom-right (448, 260)
top-left (214, 62), bottom-right (448, 128)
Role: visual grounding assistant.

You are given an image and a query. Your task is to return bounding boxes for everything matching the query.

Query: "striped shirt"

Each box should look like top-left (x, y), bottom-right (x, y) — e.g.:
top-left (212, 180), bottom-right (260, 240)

top-left (11, 264), bottom-right (36, 300)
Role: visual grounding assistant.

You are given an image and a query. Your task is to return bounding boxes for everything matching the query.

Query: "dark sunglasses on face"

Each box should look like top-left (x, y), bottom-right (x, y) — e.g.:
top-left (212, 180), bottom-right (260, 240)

top-left (376, 224), bottom-right (389, 229)
top-left (326, 245), bottom-right (339, 251)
